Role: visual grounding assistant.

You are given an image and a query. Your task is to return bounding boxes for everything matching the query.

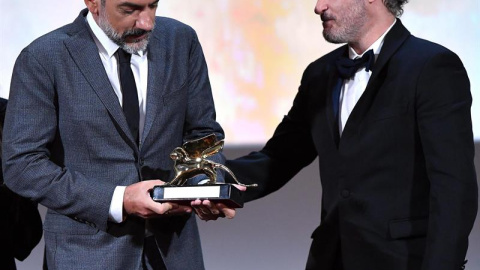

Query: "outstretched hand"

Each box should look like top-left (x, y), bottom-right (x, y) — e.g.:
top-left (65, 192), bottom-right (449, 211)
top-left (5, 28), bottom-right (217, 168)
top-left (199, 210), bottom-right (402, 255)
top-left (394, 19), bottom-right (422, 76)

top-left (191, 184), bottom-right (247, 221)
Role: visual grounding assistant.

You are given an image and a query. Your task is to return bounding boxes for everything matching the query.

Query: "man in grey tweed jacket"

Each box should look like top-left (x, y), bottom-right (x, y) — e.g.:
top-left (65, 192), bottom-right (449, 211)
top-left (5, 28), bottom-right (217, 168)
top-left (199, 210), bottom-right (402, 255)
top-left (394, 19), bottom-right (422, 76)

top-left (2, 0), bottom-right (235, 269)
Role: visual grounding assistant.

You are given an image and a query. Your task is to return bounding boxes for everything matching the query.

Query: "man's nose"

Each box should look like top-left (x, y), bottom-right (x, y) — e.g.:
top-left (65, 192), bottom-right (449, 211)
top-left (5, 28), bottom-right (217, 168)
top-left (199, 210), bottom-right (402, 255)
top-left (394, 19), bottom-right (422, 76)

top-left (315, 0), bottom-right (328, 15)
top-left (136, 11), bottom-right (154, 31)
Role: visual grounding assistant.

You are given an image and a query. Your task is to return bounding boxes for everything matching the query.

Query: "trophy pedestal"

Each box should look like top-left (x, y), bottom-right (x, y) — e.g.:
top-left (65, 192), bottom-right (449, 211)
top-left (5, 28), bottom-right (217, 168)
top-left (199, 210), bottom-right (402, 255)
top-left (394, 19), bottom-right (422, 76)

top-left (151, 183), bottom-right (244, 208)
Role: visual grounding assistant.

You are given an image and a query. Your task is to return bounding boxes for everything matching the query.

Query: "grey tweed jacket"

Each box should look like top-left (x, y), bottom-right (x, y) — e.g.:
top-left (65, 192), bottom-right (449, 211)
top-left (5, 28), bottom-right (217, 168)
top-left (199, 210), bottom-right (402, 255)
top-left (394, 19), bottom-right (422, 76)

top-left (3, 9), bottom-right (223, 270)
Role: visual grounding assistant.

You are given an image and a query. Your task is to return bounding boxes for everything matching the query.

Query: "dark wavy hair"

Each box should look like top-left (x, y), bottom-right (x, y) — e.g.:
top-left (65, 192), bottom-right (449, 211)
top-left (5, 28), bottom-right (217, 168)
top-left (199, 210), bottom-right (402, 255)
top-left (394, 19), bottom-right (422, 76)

top-left (383, 0), bottom-right (409, 17)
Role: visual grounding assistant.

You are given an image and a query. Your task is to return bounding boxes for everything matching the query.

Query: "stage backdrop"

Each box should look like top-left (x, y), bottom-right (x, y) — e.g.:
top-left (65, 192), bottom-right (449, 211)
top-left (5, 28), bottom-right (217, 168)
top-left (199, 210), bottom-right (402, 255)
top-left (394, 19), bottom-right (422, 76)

top-left (2, 1), bottom-right (478, 269)
top-left (0, 0), bottom-right (479, 143)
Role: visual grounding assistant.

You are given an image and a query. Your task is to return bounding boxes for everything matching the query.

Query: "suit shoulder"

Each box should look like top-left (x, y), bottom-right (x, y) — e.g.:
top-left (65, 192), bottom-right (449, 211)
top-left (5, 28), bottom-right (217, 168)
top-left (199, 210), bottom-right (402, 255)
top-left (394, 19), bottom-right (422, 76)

top-left (309, 46), bottom-right (346, 67)
top-left (154, 16), bottom-right (197, 38)
top-left (302, 45), bottom-right (346, 79)
top-left (403, 35), bottom-right (460, 60)
top-left (391, 35), bottom-right (466, 78)
top-left (20, 20), bottom-right (86, 56)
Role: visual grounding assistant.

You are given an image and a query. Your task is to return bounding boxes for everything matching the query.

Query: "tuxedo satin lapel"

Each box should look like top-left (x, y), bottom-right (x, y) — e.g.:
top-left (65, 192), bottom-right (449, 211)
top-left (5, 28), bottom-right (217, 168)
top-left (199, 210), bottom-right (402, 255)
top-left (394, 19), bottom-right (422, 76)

top-left (327, 47), bottom-right (349, 146)
top-left (64, 14), bottom-right (137, 147)
top-left (370, 20), bottom-right (410, 85)
top-left (327, 74), bottom-right (343, 146)
top-left (142, 35), bottom-right (166, 145)
top-left (341, 20), bottom-right (410, 139)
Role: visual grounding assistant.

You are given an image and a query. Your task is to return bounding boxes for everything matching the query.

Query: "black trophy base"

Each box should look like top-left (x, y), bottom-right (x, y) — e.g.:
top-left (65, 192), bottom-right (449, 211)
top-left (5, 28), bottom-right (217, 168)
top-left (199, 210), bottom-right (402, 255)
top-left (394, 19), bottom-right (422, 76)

top-left (150, 183), bottom-right (244, 208)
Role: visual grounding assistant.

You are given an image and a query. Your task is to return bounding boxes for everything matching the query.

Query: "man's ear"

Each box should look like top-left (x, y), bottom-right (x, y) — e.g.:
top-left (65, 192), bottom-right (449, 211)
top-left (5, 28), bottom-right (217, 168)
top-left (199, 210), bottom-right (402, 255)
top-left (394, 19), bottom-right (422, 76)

top-left (84, 0), bottom-right (100, 16)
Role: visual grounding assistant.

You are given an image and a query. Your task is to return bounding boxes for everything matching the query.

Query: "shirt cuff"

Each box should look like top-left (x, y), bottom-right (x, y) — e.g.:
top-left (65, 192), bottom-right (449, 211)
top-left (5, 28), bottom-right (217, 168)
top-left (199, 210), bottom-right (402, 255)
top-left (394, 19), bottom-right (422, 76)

top-left (109, 186), bottom-right (126, 223)
top-left (197, 179), bottom-right (210, 185)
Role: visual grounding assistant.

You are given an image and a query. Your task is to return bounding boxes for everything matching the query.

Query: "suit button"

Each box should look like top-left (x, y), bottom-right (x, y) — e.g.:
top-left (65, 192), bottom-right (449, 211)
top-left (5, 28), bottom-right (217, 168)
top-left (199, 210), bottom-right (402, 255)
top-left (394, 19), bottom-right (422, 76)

top-left (341, 189), bottom-right (351, 198)
top-left (139, 158), bottom-right (144, 166)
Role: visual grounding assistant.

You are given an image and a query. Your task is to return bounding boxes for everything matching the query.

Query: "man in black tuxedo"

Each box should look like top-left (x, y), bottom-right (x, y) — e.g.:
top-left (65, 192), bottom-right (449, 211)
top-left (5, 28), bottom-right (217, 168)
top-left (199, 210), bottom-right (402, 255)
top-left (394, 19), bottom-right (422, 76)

top-left (0, 98), bottom-right (43, 270)
top-left (227, 0), bottom-right (477, 269)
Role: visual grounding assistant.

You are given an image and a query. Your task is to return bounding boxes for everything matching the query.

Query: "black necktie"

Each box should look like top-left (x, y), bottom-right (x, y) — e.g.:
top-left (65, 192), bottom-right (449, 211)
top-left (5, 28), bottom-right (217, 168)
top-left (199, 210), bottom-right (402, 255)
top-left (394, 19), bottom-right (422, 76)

top-left (335, 49), bottom-right (375, 80)
top-left (117, 49), bottom-right (140, 144)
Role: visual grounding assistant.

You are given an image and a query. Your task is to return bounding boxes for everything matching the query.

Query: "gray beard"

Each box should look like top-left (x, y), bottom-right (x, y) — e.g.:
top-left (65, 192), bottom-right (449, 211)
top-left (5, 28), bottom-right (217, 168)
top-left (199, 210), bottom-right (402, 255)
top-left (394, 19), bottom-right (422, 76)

top-left (97, 11), bottom-right (153, 54)
top-left (321, 3), bottom-right (367, 44)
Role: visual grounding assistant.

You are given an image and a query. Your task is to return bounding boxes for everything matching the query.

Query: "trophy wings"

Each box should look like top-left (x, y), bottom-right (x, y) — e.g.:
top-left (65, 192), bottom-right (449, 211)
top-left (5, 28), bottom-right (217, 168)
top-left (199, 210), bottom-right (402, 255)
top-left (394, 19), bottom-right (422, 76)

top-left (168, 134), bottom-right (257, 187)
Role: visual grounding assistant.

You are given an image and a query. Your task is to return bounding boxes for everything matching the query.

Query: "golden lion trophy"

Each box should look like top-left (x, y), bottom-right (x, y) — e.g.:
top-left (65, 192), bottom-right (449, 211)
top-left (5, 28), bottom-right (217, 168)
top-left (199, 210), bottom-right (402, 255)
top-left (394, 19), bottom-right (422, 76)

top-left (151, 134), bottom-right (256, 207)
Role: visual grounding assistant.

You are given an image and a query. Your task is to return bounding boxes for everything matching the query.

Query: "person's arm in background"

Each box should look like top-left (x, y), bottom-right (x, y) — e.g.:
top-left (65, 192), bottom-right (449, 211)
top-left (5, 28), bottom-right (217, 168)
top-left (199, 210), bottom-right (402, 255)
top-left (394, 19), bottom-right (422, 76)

top-left (0, 98), bottom-right (42, 267)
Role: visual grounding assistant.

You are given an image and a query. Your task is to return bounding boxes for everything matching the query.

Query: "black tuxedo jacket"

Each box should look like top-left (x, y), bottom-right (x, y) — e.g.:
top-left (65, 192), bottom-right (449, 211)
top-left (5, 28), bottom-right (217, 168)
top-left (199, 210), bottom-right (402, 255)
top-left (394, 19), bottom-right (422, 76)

top-left (227, 20), bottom-right (477, 270)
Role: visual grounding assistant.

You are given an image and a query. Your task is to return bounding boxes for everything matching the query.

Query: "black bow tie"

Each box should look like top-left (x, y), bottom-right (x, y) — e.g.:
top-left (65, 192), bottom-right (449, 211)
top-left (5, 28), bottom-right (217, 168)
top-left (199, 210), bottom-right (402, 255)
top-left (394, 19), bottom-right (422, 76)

top-left (335, 49), bottom-right (375, 79)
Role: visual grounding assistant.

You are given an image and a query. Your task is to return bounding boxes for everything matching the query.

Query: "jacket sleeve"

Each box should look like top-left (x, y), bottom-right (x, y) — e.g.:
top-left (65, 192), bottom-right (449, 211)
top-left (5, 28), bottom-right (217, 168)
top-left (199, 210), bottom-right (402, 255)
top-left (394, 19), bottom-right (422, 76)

top-left (226, 64), bottom-right (319, 201)
top-left (415, 50), bottom-right (478, 270)
top-left (182, 30), bottom-right (226, 184)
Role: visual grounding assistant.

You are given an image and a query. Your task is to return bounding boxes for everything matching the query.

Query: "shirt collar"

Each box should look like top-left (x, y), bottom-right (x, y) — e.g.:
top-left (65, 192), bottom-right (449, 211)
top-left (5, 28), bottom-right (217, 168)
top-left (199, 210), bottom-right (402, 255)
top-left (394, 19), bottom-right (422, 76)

top-left (348, 19), bottom-right (397, 60)
top-left (86, 12), bottom-right (145, 58)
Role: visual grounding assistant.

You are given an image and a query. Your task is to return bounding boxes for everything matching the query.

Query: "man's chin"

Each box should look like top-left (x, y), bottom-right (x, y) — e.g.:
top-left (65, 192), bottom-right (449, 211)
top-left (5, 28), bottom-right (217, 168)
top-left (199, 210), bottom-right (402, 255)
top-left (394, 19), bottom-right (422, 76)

top-left (122, 40), bottom-right (149, 54)
top-left (323, 32), bottom-right (346, 44)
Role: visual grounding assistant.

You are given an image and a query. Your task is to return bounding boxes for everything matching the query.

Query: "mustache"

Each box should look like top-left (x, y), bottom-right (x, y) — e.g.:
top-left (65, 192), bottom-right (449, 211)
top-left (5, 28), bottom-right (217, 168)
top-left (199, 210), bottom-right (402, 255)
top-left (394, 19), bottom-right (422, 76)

top-left (321, 12), bottom-right (335, 22)
top-left (122, 28), bottom-right (151, 39)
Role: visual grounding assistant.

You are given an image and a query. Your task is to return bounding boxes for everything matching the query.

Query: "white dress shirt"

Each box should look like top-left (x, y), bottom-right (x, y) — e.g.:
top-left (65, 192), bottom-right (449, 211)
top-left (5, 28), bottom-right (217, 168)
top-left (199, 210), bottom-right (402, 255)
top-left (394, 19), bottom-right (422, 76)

top-left (86, 13), bottom-right (148, 223)
top-left (338, 20), bottom-right (396, 135)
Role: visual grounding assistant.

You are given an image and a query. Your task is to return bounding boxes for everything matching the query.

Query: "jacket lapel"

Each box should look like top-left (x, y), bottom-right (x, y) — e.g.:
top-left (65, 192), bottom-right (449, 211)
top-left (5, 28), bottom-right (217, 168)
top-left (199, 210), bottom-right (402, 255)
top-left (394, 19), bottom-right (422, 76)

top-left (63, 10), bottom-right (138, 148)
top-left (141, 33), bottom-right (166, 146)
top-left (326, 67), bottom-right (345, 146)
top-left (323, 47), bottom-right (349, 147)
top-left (340, 20), bottom-right (411, 139)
